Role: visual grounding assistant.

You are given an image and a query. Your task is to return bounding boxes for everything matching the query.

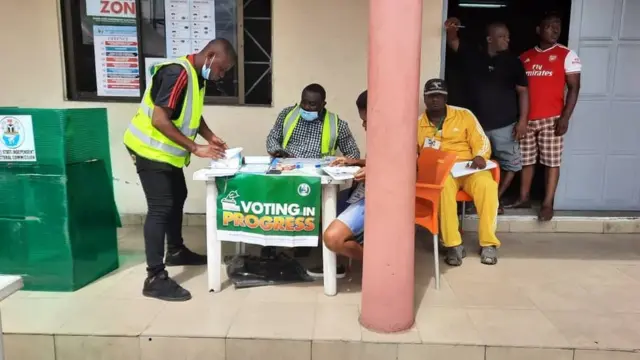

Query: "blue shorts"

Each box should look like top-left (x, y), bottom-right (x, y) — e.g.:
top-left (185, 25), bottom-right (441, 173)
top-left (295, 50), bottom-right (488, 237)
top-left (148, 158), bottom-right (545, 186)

top-left (336, 189), bottom-right (365, 241)
top-left (485, 123), bottom-right (522, 172)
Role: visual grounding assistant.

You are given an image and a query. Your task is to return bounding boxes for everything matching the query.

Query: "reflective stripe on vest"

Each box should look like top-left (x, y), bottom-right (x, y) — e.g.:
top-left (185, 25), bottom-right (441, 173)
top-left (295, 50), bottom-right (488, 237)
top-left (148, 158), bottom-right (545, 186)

top-left (137, 101), bottom-right (198, 138)
top-left (126, 123), bottom-right (189, 157)
top-left (282, 106), bottom-right (338, 156)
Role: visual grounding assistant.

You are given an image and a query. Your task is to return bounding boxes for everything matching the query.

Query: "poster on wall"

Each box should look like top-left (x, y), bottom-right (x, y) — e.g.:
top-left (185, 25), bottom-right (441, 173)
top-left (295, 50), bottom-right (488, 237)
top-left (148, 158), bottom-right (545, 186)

top-left (93, 25), bottom-right (140, 97)
top-left (144, 57), bottom-right (171, 87)
top-left (165, 0), bottom-right (216, 57)
top-left (0, 115), bottom-right (37, 162)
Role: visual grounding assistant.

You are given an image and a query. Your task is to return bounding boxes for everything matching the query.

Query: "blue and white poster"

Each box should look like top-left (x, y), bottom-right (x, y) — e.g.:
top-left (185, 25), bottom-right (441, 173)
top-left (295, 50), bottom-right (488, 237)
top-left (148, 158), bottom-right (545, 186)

top-left (0, 115), bottom-right (36, 162)
top-left (93, 25), bottom-right (140, 97)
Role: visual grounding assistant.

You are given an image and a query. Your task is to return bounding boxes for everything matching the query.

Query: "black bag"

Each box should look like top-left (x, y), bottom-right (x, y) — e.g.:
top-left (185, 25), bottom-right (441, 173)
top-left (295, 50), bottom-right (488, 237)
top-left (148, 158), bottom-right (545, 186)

top-left (226, 252), bottom-right (314, 289)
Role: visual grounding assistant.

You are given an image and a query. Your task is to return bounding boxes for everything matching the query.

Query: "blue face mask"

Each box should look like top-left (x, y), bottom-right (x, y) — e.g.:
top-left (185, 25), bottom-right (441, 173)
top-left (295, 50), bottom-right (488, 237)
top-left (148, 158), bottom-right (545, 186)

top-left (201, 55), bottom-right (216, 80)
top-left (300, 109), bottom-right (319, 121)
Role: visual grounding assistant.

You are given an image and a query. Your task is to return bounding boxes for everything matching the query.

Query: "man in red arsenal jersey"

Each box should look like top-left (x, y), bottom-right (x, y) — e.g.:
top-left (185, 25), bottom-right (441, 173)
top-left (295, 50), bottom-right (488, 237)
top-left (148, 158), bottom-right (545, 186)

top-left (508, 12), bottom-right (581, 221)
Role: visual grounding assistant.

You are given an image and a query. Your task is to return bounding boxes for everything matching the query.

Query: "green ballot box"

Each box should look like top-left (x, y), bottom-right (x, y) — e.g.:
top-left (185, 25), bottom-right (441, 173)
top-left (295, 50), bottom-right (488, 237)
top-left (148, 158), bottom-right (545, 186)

top-left (0, 108), bottom-right (120, 291)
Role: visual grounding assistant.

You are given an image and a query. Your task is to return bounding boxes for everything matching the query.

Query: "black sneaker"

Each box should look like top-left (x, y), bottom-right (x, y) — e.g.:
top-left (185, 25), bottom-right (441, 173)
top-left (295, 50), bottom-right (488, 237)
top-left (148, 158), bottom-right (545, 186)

top-left (165, 247), bottom-right (207, 266)
top-left (306, 264), bottom-right (346, 279)
top-left (142, 271), bottom-right (192, 302)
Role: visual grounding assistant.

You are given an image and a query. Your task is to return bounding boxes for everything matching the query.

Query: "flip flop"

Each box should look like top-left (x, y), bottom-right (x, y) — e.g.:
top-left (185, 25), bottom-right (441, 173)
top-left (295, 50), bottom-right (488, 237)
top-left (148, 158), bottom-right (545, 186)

top-left (538, 206), bottom-right (554, 222)
top-left (504, 199), bottom-right (532, 209)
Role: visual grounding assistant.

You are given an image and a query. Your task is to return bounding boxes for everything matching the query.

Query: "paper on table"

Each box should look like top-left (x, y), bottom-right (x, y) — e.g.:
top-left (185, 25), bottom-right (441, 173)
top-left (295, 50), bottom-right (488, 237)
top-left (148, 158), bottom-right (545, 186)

top-left (322, 166), bottom-right (361, 181)
top-left (244, 156), bottom-right (272, 165)
top-left (240, 164), bottom-right (270, 174)
top-left (450, 161), bottom-right (497, 178)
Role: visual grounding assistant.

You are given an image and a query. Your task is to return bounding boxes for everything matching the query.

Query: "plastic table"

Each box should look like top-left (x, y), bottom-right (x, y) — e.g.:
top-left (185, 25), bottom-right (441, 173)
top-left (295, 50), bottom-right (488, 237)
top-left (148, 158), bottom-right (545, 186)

top-left (0, 275), bottom-right (23, 360)
top-left (193, 168), bottom-right (348, 296)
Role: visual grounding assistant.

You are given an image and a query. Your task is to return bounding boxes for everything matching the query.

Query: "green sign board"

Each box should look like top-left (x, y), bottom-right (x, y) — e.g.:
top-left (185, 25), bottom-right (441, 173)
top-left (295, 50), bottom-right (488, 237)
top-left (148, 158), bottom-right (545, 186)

top-left (216, 173), bottom-right (321, 247)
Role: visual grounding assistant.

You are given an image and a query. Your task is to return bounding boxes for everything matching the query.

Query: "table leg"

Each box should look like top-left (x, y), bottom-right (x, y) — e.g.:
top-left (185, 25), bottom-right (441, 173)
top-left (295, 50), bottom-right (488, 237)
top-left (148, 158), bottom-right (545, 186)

top-left (322, 184), bottom-right (338, 296)
top-left (0, 310), bottom-right (5, 360)
top-left (206, 180), bottom-right (222, 293)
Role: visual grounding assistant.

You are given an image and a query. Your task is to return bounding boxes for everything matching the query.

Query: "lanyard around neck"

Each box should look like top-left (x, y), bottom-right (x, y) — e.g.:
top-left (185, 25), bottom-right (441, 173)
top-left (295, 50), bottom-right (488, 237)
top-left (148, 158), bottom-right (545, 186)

top-left (429, 115), bottom-right (445, 132)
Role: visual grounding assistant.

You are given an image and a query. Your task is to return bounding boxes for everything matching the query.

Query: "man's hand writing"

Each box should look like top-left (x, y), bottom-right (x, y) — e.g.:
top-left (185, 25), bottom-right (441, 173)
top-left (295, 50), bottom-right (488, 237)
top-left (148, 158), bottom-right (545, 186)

top-left (469, 156), bottom-right (487, 170)
top-left (271, 149), bottom-right (291, 158)
top-left (354, 168), bottom-right (366, 182)
top-left (193, 144), bottom-right (225, 159)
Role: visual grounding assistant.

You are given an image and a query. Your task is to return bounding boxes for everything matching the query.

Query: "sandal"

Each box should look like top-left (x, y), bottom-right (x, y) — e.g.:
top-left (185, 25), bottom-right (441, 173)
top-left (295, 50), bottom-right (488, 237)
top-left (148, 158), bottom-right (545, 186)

top-left (504, 199), bottom-right (532, 209)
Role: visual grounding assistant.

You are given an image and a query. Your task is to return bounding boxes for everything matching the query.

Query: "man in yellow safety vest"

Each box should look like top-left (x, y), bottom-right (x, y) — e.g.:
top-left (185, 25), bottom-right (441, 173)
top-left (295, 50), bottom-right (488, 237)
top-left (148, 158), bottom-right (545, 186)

top-left (264, 83), bottom-right (361, 258)
top-left (266, 83), bottom-right (360, 159)
top-left (123, 39), bottom-right (237, 302)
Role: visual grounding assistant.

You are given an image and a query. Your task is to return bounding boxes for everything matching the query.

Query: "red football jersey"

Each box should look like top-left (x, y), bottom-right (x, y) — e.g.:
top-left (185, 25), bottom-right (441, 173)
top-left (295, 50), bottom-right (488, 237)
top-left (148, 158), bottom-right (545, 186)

top-left (520, 44), bottom-right (581, 120)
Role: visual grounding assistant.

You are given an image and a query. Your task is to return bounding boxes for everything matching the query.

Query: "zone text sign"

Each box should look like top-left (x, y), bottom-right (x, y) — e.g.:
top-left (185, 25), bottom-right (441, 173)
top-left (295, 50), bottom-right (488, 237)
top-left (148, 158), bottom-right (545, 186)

top-left (86, 0), bottom-right (136, 19)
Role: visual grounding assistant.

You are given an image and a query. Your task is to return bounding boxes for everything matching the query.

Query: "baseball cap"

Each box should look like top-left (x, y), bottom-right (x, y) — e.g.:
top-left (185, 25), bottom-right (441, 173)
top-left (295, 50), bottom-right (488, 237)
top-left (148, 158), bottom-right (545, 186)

top-left (424, 78), bottom-right (448, 96)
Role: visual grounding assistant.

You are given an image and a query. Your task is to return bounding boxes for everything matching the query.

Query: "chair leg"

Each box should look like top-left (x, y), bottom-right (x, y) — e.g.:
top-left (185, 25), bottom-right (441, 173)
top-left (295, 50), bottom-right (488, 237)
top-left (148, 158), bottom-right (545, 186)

top-left (433, 234), bottom-right (440, 290)
top-left (460, 202), bottom-right (466, 232)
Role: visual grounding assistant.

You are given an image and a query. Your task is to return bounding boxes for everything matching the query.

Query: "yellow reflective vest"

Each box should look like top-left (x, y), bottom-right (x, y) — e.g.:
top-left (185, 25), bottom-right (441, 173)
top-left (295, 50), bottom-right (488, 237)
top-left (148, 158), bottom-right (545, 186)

top-left (282, 106), bottom-right (338, 157)
top-left (123, 56), bottom-right (205, 168)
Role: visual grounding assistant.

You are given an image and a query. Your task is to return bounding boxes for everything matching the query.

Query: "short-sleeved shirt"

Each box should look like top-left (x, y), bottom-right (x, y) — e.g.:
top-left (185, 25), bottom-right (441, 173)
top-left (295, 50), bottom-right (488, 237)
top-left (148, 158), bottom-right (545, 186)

top-left (456, 42), bottom-right (529, 131)
top-left (520, 44), bottom-right (581, 120)
top-left (149, 54), bottom-right (206, 120)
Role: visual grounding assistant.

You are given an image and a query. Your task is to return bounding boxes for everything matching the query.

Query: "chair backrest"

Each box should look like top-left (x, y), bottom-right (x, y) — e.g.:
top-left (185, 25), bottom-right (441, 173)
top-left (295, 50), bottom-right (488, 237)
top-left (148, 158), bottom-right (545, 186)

top-left (417, 148), bottom-right (457, 186)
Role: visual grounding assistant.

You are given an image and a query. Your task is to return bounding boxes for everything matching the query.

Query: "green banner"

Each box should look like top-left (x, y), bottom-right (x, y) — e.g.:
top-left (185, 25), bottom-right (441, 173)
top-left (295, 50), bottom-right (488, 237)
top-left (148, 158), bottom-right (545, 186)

top-left (216, 173), bottom-right (321, 247)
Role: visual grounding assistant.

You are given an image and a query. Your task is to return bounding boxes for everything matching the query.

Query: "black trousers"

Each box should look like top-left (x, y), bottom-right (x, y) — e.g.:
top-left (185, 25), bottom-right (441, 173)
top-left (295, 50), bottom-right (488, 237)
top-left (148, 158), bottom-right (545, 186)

top-left (130, 151), bottom-right (187, 275)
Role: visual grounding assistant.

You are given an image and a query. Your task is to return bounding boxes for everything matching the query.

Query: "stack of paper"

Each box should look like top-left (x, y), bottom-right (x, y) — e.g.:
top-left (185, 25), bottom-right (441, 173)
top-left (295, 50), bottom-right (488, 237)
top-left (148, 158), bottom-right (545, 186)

top-left (210, 147), bottom-right (243, 169)
top-left (244, 156), bottom-right (272, 165)
top-left (322, 166), bottom-right (361, 181)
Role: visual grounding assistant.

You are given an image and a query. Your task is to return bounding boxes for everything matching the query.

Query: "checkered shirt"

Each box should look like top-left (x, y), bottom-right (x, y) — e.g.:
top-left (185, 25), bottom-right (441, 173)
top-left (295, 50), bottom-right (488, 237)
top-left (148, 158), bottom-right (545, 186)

top-left (266, 106), bottom-right (361, 159)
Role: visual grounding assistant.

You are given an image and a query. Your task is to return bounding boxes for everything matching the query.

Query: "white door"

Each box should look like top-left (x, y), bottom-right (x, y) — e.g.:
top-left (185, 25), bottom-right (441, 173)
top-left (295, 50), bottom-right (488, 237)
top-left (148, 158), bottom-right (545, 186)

top-left (556, 0), bottom-right (640, 211)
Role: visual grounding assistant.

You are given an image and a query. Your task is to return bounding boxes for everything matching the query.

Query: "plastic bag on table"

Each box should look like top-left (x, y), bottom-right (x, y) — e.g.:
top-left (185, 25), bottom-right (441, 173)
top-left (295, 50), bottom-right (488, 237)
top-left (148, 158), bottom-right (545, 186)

top-left (226, 252), bottom-right (314, 289)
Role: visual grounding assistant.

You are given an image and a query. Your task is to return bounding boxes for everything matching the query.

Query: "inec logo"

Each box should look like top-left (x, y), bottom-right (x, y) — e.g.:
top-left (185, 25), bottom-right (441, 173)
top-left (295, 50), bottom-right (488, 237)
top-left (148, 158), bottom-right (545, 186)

top-left (297, 183), bottom-right (311, 197)
top-left (0, 117), bottom-right (25, 149)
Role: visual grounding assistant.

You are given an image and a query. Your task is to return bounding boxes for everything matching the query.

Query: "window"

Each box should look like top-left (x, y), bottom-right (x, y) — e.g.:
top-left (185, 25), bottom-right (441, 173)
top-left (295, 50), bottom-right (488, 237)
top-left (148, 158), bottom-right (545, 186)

top-left (60, 0), bottom-right (272, 105)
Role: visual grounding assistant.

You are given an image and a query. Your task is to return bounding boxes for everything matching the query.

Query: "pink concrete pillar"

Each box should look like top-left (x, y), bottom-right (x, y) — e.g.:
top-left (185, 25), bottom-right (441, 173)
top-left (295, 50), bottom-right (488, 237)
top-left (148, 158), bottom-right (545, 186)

top-left (360, 0), bottom-right (423, 332)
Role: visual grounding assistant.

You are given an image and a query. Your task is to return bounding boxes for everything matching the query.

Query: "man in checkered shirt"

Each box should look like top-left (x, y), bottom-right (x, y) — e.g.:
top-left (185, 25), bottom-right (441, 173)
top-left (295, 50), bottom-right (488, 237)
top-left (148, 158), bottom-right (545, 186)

top-left (266, 83), bottom-right (361, 159)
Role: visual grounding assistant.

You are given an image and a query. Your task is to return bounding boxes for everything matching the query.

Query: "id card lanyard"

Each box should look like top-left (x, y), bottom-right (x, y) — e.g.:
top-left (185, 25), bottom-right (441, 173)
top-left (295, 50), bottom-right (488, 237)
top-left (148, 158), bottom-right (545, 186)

top-left (432, 116), bottom-right (445, 138)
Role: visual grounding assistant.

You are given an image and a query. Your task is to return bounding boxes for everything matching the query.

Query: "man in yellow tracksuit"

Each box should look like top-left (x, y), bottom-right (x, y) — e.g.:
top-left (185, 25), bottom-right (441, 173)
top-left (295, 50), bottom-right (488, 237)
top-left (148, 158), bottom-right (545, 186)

top-left (417, 79), bottom-right (500, 266)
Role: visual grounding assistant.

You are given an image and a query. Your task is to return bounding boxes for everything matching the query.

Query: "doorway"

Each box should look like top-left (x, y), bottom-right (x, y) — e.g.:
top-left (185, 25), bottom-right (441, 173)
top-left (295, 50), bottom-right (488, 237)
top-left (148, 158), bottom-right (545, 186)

top-left (444, 0), bottom-right (572, 204)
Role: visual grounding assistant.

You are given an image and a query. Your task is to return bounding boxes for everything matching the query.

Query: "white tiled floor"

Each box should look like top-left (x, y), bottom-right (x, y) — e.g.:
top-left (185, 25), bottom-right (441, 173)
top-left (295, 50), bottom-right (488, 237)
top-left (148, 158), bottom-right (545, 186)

top-left (3, 226), bottom-right (640, 360)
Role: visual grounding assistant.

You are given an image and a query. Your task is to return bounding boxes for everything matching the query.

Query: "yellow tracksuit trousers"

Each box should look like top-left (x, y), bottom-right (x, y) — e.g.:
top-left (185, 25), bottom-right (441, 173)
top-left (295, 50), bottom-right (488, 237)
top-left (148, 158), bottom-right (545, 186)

top-left (440, 171), bottom-right (500, 248)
